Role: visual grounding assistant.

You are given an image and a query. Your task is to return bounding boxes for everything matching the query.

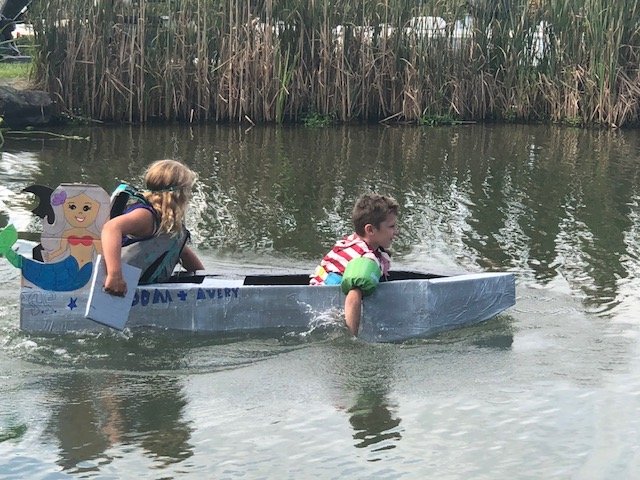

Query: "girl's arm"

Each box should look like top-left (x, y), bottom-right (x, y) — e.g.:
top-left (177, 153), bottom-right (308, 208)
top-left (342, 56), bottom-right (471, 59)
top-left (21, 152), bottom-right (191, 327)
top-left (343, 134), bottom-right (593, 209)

top-left (180, 245), bottom-right (204, 272)
top-left (101, 208), bottom-right (155, 296)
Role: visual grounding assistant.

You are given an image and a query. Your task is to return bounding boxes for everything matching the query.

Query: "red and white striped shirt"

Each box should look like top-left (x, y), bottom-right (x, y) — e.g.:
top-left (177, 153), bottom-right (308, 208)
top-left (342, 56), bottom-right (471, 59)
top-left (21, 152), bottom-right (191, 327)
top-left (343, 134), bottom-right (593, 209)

top-left (310, 233), bottom-right (391, 285)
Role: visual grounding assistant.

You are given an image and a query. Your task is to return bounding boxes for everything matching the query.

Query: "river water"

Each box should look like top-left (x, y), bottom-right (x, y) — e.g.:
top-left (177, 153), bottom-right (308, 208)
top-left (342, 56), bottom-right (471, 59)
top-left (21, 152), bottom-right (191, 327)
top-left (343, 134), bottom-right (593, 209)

top-left (1, 124), bottom-right (639, 479)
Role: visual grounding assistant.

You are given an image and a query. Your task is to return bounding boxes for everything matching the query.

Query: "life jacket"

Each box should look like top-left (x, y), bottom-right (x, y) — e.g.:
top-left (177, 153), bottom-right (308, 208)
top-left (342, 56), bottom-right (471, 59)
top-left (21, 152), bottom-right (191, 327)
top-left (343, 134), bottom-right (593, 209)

top-left (110, 183), bottom-right (189, 284)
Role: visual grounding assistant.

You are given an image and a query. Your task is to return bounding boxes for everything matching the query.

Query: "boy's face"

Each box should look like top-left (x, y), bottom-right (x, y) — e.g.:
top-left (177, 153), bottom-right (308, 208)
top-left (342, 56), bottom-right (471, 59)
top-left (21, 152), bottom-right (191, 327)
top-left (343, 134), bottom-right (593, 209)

top-left (364, 213), bottom-right (398, 250)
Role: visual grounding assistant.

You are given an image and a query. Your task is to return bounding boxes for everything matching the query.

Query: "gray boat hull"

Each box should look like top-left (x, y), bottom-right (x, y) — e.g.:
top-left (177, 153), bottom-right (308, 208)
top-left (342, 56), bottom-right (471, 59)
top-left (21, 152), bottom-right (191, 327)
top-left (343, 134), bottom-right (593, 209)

top-left (360, 272), bottom-right (515, 342)
top-left (19, 271), bottom-right (515, 342)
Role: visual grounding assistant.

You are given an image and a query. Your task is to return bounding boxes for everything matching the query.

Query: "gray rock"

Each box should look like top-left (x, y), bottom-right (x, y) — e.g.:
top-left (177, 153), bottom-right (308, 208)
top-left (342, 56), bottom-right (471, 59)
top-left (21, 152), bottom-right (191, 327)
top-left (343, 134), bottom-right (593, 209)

top-left (0, 86), bottom-right (52, 127)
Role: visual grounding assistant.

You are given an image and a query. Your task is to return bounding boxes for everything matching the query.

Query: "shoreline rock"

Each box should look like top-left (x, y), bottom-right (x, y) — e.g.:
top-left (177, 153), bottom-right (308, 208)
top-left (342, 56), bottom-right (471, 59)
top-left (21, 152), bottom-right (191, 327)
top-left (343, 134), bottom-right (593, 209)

top-left (0, 85), bottom-right (52, 128)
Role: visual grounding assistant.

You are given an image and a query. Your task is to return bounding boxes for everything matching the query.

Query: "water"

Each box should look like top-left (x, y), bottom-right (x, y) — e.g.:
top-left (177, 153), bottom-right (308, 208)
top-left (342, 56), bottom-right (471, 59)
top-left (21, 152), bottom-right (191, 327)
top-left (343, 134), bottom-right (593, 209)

top-left (1, 124), bottom-right (640, 479)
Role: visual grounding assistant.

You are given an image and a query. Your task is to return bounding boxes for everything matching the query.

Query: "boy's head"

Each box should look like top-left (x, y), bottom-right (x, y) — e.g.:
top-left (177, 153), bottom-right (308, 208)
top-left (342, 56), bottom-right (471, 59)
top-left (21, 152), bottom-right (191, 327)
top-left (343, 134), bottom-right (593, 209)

top-left (352, 193), bottom-right (399, 249)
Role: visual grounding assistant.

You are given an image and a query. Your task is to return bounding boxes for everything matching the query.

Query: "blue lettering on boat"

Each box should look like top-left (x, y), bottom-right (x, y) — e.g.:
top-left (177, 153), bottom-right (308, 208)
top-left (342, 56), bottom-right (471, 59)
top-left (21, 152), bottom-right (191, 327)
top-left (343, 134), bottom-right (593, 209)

top-left (153, 289), bottom-right (172, 304)
top-left (132, 289), bottom-right (151, 307)
top-left (21, 291), bottom-right (56, 316)
top-left (196, 288), bottom-right (240, 300)
top-left (133, 289), bottom-right (173, 306)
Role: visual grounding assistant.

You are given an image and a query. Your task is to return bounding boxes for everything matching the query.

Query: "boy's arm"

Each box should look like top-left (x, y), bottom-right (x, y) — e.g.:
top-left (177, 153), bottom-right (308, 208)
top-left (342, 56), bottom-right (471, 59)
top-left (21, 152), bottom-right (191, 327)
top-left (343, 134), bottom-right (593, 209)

top-left (344, 288), bottom-right (363, 336)
top-left (341, 256), bottom-right (381, 336)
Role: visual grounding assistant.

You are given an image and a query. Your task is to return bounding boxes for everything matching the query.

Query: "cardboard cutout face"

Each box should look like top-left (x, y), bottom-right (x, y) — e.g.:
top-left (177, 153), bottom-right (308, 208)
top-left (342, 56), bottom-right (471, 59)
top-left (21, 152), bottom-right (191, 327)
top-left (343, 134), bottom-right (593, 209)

top-left (62, 193), bottom-right (101, 228)
top-left (20, 183), bottom-right (111, 292)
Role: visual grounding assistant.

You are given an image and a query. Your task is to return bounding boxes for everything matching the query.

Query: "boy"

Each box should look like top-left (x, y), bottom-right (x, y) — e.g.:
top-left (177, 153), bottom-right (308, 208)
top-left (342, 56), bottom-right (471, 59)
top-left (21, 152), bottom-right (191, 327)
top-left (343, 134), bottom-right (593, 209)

top-left (310, 193), bottom-right (399, 336)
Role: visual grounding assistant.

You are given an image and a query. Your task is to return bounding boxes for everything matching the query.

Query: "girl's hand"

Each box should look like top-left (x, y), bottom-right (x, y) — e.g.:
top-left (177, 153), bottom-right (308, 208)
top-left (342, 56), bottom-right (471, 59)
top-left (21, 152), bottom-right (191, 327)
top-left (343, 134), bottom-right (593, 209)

top-left (104, 272), bottom-right (127, 297)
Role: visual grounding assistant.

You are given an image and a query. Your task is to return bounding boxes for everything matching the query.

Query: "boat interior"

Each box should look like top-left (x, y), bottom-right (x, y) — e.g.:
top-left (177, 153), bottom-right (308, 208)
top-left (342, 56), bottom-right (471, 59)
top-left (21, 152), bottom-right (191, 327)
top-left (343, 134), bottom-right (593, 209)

top-left (165, 270), bottom-right (446, 286)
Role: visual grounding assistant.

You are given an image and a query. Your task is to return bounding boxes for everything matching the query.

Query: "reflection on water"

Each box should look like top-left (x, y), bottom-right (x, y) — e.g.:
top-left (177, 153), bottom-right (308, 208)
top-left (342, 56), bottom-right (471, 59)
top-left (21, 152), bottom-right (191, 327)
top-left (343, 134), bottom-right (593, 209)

top-left (341, 318), bottom-right (513, 455)
top-left (326, 343), bottom-right (403, 457)
top-left (418, 316), bottom-right (515, 350)
top-left (348, 386), bottom-right (402, 452)
top-left (44, 371), bottom-right (192, 473)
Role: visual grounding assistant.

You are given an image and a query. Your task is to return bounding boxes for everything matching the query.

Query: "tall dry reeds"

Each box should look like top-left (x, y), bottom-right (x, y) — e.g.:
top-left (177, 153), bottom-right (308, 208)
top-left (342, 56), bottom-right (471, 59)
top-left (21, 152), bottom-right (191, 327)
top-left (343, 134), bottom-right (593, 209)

top-left (29, 0), bottom-right (640, 126)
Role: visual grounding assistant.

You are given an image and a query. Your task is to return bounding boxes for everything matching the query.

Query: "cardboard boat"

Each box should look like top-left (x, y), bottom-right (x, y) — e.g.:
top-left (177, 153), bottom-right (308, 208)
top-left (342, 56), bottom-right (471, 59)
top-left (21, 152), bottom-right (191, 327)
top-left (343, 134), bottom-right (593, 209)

top-left (19, 268), bottom-right (515, 342)
top-left (5, 183), bottom-right (516, 342)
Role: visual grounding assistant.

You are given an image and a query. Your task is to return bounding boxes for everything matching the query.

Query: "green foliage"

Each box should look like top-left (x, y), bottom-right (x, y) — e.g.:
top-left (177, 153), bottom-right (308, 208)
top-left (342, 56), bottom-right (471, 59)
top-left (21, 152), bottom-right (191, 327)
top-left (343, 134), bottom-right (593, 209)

top-left (561, 116), bottom-right (584, 128)
top-left (302, 111), bottom-right (334, 127)
top-left (418, 114), bottom-right (462, 127)
top-left (0, 62), bottom-right (30, 80)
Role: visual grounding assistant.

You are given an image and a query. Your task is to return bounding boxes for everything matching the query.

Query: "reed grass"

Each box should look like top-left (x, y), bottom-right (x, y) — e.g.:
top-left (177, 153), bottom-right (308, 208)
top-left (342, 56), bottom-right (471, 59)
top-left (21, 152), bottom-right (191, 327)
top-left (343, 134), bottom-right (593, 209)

top-left (29, 0), bottom-right (640, 127)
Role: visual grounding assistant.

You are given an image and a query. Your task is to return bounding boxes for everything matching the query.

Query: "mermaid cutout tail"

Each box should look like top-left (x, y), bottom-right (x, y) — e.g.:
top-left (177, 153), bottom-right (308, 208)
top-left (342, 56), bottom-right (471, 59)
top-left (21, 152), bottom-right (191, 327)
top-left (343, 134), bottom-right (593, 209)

top-left (1, 223), bottom-right (92, 290)
top-left (0, 224), bottom-right (18, 252)
top-left (21, 255), bottom-right (93, 291)
top-left (0, 224), bottom-right (23, 268)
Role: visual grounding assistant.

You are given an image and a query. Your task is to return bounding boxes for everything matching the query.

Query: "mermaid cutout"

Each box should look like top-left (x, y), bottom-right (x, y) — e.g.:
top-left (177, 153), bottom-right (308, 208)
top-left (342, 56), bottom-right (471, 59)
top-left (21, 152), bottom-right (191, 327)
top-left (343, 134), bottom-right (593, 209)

top-left (0, 184), bottom-right (111, 292)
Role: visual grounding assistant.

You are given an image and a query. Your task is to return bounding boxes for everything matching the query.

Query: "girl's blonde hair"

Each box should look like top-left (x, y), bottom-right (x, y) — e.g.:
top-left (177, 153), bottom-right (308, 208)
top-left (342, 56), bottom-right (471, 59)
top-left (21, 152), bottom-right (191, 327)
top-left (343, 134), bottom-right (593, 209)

top-left (142, 159), bottom-right (197, 235)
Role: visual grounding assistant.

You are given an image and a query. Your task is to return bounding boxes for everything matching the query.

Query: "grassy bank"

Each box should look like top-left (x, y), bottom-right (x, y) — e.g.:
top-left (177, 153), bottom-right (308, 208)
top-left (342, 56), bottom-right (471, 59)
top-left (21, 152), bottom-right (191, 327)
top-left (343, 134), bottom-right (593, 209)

top-left (29, 0), bottom-right (640, 127)
top-left (0, 62), bottom-right (30, 81)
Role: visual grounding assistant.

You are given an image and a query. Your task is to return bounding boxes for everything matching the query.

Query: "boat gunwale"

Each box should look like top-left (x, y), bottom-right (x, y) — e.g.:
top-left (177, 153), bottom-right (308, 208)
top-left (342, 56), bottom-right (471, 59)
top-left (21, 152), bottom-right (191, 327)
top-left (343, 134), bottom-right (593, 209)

top-left (160, 269), bottom-right (473, 287)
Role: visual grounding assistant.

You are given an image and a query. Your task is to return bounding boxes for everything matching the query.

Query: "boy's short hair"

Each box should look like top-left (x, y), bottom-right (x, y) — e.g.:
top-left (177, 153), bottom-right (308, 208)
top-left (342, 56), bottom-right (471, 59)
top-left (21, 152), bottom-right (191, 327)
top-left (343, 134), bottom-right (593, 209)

top-left (352, 193), bottom-right (399, 236)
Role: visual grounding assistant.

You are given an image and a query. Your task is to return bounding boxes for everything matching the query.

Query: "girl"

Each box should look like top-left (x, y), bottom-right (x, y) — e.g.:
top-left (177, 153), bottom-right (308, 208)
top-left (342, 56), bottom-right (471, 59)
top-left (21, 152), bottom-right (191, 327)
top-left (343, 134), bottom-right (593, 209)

top-left (101, 159), bottom-right (204, 297)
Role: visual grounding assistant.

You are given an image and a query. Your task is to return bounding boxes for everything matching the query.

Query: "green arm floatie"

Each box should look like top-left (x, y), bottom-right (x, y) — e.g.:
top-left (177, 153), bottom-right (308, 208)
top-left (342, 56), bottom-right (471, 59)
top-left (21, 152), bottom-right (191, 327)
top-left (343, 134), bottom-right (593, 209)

top-left (341, 257), bottom-right (382, 296)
